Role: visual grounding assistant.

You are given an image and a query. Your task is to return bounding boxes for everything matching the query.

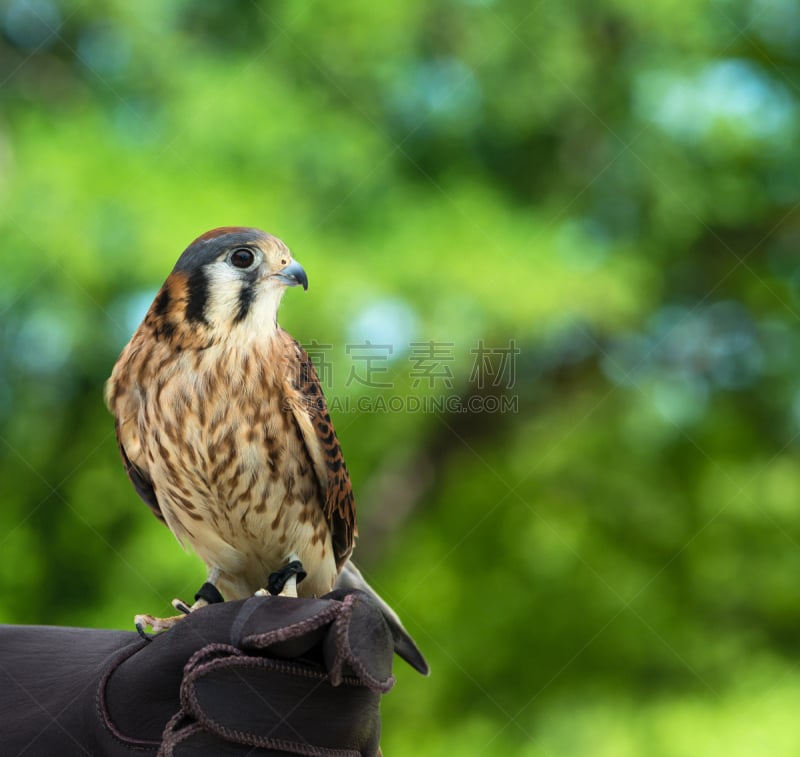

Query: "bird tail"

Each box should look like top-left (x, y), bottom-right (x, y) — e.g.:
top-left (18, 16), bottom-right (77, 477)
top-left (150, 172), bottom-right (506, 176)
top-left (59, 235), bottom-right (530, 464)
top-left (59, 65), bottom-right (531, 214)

top-left (335, 561), bottom-right (430, 676)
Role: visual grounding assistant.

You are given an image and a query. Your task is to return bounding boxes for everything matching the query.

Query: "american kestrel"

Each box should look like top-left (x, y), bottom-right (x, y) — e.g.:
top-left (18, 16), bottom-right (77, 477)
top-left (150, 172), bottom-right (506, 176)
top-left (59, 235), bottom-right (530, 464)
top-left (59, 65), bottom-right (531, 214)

top-left (106, 227), bottom-right (428, 674)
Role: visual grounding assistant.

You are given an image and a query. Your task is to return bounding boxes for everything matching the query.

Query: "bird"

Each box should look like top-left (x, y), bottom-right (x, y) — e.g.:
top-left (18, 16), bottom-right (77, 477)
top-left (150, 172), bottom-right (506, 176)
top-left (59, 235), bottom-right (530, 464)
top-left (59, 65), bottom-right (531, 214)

top-left (106, 226), bottom-right (428, 675)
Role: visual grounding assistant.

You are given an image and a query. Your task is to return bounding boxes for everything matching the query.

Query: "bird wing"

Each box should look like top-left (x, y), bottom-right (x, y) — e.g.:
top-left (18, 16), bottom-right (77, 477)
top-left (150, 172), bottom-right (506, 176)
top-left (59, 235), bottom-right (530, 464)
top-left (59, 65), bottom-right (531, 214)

top-left (106, 362), bottom-right (165, 525)
top-left (115, 430), bottom-right (165, 524)
top-left (280, 331), bottom-right (356, 570)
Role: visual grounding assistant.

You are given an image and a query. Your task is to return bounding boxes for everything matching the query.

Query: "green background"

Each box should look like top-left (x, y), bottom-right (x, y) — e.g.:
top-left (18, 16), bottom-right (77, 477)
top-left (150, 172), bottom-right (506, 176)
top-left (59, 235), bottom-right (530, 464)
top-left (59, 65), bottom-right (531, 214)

top-left (2, 1), bottom-right (800, 754)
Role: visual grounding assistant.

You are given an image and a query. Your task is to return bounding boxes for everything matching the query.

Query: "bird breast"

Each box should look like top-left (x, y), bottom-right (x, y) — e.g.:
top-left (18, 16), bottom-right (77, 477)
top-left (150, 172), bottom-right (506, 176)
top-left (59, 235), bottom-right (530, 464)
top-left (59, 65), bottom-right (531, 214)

top-left (134, 339), bottom-right (335, 597)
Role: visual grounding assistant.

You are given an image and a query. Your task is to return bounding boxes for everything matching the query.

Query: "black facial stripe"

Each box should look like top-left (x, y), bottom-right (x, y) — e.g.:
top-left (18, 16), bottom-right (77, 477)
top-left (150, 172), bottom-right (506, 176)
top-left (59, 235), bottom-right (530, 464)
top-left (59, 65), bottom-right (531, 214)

top-left (185, 267), bottom-right (209, 324)
top-left (153, 286), bottom-right (171, 317)
top-left (148, 285), bottom-right (176, 340)
top-left (233, 279), bottom-right (257, 324)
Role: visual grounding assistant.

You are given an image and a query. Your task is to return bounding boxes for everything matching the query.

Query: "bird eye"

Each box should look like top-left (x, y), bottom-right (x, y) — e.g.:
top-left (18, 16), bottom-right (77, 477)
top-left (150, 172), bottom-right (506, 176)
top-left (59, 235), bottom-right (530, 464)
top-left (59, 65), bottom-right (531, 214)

top-left (230, 248), bottom-right (256, 268)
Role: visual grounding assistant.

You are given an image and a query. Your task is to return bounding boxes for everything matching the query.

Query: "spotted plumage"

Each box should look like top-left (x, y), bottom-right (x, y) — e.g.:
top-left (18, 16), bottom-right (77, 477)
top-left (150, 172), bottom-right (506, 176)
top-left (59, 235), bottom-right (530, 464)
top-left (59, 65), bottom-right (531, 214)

top-left (106, 227), bottom-right (428, 675)
top-left (106, 228), bottom-right (354, 601)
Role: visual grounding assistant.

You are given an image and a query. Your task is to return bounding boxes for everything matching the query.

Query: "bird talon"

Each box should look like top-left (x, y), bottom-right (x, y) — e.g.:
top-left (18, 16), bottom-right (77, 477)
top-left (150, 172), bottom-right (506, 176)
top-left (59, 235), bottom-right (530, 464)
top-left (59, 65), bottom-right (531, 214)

top-left (135, 620), bottom-right (154, 642)
top-left (171, 598), bottom-right (193, 615)
top-left (134, 612), bottom-right (185, 635)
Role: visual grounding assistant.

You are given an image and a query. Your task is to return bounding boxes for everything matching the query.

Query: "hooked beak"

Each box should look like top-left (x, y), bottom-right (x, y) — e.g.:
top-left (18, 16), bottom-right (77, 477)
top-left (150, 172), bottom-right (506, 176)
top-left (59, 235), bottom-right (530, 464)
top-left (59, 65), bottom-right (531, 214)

top-left (273, 260), bottom-right (308, 291)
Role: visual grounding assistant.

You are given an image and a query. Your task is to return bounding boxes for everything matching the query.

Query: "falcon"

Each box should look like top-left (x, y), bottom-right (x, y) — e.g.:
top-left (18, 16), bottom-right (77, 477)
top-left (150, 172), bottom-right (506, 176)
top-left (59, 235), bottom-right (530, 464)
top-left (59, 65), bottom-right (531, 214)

top-left (106, 227), bottom-right (428, 674)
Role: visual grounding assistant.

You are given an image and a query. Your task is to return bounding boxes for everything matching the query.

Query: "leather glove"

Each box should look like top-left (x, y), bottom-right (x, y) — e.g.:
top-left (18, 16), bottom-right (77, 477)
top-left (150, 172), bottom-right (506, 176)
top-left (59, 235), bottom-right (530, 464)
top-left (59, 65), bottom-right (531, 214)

top-left (1, 589), bottom-right (396, 756)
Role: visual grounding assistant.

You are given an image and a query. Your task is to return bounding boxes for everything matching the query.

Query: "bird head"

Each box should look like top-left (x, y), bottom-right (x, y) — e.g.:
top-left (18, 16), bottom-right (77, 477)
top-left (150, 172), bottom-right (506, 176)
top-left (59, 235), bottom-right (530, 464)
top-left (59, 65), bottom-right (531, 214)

top-left (160, 227), bottom-right (308, 335)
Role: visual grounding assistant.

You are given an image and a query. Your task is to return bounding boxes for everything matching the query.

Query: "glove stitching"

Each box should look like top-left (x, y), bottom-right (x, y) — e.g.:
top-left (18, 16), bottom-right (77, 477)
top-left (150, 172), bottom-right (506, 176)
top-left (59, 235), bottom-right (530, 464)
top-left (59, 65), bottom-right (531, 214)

top-left (333, 595), bottom-right (395, 694)
top-left (157, 711), bottom-right (203, 756)
top-left (96, 640), bottom-right (165, 751)
top-left (184, 641), bottom-right (243, 672)
top-left (240, 601), bottom-right (341, 649)
top-left (181, 654), bottom-right (363, 757)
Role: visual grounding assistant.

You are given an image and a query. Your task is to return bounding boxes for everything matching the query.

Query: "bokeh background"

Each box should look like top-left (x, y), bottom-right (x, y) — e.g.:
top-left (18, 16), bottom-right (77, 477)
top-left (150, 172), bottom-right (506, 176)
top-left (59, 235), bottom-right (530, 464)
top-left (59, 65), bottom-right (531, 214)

top-left (2, 0), bottom-right (800, 754)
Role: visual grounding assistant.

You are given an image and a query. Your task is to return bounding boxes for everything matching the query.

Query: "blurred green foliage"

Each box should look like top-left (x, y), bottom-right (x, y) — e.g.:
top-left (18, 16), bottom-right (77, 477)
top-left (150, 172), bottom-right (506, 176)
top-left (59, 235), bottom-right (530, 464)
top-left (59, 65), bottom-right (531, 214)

top-left (1, 0), bottom-right (800, 754)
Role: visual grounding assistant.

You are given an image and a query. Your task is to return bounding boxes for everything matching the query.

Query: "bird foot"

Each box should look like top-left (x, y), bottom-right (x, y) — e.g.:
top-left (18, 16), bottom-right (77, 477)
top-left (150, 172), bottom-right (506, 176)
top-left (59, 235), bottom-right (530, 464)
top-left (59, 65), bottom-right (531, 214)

top-left (135, 582), bottom-right (225, 641)
top-left (265, 560), bottom-right (307, 597)
top-left (170, 580), bottom-right (225, 615)
top-left (134, 599), bottom-right (209, 640)
top-left (172, 598), bottom-right (193, 615)
top-left (134, 612), bottom-right (186, 640)
top-left (171, 596), bottom-right (207, 615)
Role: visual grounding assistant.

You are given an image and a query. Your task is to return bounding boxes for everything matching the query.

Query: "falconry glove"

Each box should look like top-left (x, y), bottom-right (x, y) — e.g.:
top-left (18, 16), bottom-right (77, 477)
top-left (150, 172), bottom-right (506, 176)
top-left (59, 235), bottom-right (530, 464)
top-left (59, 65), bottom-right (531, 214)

top-left (0, 589), bottom-right (395, 756)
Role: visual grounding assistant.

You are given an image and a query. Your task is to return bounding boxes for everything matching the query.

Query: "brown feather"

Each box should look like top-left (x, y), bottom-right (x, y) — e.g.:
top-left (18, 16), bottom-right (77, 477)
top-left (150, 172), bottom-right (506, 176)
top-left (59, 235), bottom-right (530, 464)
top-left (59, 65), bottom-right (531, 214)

top-left (106, 228), bottom-right (354, 599)
top-left (279, 329), bottom-right (357, 570)
top-left (104, 227), bottom-right (425, 671)
top-left (116, 430), bottom-right (164, 524)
